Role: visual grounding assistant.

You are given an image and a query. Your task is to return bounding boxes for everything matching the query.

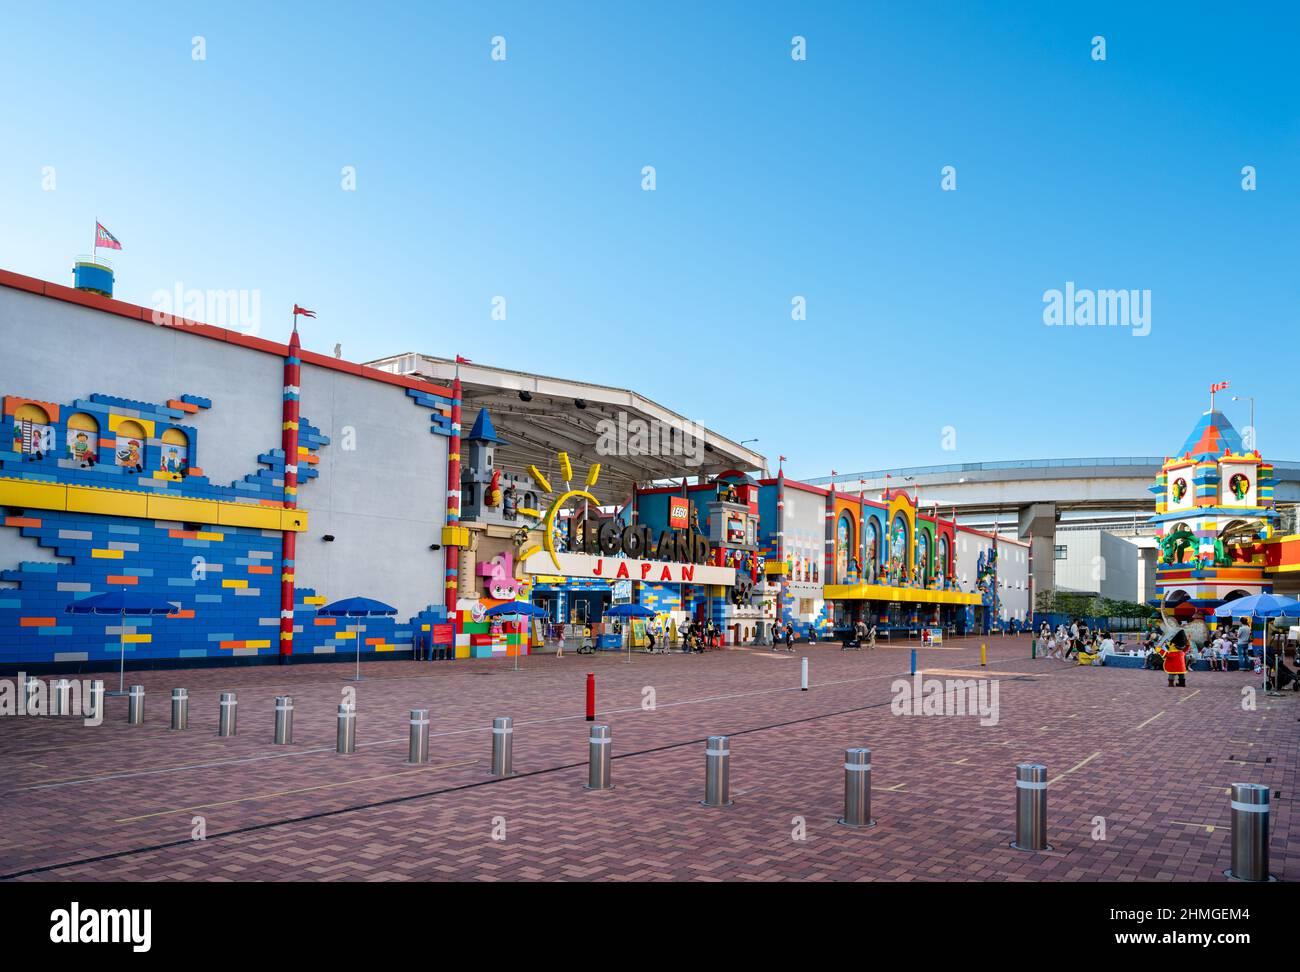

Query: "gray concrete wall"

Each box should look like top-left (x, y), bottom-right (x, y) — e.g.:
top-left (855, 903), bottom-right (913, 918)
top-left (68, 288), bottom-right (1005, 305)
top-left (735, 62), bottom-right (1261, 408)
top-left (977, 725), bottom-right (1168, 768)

top-left (295, 363), bottom-right (446, 618)
top-left (0, 286), bottom-right (447, 618)
top-left (0, 288), bottom-right (283, 488)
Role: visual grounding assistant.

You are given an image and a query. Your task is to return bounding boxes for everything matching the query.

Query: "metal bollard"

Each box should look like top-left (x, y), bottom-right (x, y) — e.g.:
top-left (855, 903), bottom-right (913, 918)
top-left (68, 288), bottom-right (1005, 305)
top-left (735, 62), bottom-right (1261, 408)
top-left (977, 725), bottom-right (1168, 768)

top-left (1011, 763), bottom-right (1051, 851)
top-left (170, 688), bottom-right (189, 730)
top-left (274, 696), bottom-right (294, 745)
top-left (408, 708), bottom-right (429, 764)
top-left (839, 747), bottom-right (876, 828)
top-left (584, 724), bottom-right (612, 790)
top-left (336, 703), bottom-right (356, 754)
top-left (87, 679), bottom-right (104, 722)
top-left (218, 691), bottom-right (238, 736)
top-left (127, 684), bottom-right (145, 725)
top-left (801, 657), bottom-right (809, 691)
top-left (910, 648), bottom-right (917, 676)
top-left (51, 678), bottom-right (71, 717)
top-left (490, 716), bottom-right (514, 776)
top-left (701, 734), bottom-right (733, 807)
top-left (1227, 783), bottom-right (1272, 881)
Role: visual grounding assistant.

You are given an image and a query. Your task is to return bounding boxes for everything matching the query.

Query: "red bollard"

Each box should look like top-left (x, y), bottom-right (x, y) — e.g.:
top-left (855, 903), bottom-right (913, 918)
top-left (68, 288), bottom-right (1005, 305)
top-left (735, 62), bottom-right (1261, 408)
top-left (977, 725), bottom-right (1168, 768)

top-left (586, 673), bottom-right (595, 722)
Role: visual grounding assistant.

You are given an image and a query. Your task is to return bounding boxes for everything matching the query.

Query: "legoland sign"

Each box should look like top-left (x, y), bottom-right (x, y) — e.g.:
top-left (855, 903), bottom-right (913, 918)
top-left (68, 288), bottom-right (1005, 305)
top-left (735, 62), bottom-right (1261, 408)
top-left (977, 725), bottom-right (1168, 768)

top-left (525, 551), bottom-right (734, 586)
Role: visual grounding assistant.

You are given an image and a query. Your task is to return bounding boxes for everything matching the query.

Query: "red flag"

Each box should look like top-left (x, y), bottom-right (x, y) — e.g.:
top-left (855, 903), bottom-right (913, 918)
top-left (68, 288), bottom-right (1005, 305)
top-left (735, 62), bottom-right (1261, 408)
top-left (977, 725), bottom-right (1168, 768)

top-left (293, 304), bottom-right (316, 319)
top-left (1210, 379), bottom-right (1230, 393)
top-left (95, 222), bottom-right (122, 250)
top-left (455, 355), bottom-right (472, 364)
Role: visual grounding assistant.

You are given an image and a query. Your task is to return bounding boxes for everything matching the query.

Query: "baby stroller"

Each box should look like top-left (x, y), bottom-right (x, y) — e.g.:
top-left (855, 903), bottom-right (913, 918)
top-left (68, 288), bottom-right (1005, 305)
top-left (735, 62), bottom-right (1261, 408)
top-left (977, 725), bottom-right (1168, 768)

top-left (576, 636), bottom-right (596, 655)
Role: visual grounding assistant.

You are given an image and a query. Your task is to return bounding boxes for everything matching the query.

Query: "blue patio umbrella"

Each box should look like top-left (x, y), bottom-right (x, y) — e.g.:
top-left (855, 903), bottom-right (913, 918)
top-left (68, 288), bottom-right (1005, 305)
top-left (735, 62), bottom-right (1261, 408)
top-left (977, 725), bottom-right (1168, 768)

top-left (1213, 593), bottom-right (1300, 690)
top-left (67, 590), bottom-right (179, 695)
top-left (484, 601), bottom-right (548, 669)
top-left (604, 603), bottom-right (655, 618)
top-left (1212, 593), bottom-right (1300, 619)
top-left (484, 601), bottom-right (548, 618)
top-left (317, 596), bottom-right (398, 681)
top-left (604, 602), bottom-right (656, 661)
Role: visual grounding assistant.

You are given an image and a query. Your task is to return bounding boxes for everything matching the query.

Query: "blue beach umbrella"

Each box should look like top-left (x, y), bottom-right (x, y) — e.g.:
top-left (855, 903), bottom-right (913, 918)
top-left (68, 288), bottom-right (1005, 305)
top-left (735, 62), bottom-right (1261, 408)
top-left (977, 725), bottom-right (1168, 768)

top-left (66, 590), bottom-right (178, 695)
top-left (484, 601), bottom-right (548, 670)
top-left (317, 597), bottom-right (398, 682)
top-left (604, 602), bottom-right (656, 660)
top-left (1212, 593), bottom-right (1300, 619)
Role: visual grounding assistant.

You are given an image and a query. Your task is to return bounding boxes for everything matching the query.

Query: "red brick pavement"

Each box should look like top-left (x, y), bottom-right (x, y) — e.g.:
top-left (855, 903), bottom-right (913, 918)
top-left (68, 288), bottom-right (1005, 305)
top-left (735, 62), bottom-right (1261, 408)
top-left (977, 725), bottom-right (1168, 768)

top-left (1, 635), bottom-right (1294, 881)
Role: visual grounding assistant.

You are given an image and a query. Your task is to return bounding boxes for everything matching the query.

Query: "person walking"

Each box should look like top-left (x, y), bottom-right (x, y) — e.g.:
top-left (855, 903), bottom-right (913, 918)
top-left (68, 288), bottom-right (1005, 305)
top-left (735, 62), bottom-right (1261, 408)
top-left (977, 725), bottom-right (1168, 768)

top-left (784, 621), bottom-right (795, 652)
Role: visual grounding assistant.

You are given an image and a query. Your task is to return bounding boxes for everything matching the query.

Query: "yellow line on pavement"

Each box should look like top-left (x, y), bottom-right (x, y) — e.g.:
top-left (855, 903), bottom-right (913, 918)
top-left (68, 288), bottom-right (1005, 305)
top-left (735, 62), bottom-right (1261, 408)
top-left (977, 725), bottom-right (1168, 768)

top-left (1134, 711), bottom-right (1165, 730)
top-left (1048, 750), bottom-right (1101, 786)
top-left (1176, 689), bottom-right (1201, 704)
top-left (115, 759), bottom-right (478, 823)
top-left (1171, 820), bottom-right (1216, 833)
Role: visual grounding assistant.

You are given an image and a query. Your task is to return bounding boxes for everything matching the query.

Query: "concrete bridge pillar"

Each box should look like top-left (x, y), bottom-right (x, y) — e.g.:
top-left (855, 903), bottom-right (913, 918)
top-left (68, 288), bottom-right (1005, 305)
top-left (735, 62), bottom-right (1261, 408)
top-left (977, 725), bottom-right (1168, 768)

top-left (1018, 502), bottom-right (1058, 607)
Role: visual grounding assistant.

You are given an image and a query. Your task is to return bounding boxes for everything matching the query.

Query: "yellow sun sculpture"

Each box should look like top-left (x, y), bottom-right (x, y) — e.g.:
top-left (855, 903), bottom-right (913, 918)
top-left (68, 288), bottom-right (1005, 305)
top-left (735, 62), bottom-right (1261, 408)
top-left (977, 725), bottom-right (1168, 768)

top-left (514, 451), bottom-right (602, 573)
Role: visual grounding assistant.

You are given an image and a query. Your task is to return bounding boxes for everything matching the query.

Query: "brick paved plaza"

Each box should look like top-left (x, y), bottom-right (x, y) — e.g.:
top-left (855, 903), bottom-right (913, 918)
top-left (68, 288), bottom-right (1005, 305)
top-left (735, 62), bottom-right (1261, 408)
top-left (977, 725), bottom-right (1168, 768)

top-left (2, 635), bottom-right (1295, 882)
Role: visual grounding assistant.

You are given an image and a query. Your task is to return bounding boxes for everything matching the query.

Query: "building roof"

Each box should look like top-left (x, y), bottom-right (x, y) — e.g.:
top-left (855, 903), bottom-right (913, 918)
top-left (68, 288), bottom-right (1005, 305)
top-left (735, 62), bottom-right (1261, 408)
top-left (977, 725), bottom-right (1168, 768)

top-left (1176, 410), bottom-right (1245, 461)
top-left (465, 407), bottom-right (507, 445)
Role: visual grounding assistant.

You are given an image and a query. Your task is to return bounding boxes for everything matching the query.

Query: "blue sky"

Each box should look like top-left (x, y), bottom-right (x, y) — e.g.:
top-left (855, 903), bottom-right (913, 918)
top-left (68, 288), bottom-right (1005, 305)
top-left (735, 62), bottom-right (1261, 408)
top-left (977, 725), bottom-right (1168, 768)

top-left (2, 1), bottom-right (1296, 478)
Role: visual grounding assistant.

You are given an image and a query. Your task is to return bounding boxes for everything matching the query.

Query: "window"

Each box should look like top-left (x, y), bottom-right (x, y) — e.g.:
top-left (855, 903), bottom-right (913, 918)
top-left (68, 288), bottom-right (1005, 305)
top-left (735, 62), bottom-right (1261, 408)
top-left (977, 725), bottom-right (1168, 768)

top-left (1054, 545), bottom-right (1068, 560)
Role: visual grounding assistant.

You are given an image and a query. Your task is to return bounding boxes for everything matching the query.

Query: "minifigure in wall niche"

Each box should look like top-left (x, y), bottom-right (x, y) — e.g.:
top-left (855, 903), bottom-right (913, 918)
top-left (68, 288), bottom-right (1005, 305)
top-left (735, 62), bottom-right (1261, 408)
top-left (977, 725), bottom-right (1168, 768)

top-left (70, 430), bottom-right (96, 467)
top-left (503, 482), bottom-right (518, 520)
top-left (117, 438), bottom-right (144, 472)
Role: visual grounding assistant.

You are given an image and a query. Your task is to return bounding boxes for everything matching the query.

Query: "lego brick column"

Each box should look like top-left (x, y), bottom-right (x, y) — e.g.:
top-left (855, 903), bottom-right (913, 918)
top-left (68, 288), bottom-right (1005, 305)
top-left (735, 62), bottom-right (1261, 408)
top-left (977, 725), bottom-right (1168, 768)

top-left (444, 369), bottom-right (463, 609)
top-left (278, 328), bottom-right (301, 662)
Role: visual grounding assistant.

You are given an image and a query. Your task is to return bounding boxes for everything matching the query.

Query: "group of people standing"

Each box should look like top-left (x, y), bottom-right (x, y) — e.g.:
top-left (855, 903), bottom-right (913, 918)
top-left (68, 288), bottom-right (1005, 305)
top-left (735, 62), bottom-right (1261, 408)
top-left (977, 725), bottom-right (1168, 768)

top-left (1037, 619), bottom-right (1116, 664)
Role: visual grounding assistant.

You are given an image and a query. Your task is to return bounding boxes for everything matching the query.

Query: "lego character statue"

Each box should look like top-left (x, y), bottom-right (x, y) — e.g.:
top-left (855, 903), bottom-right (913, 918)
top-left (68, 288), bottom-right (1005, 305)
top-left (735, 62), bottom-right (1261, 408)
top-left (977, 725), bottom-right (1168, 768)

top-left (503, 482), bottom-right (518, 520)
top-left (485, 468), bottom-right (503, 508)
top-left (1158, 627), bottom-right (1189, 687)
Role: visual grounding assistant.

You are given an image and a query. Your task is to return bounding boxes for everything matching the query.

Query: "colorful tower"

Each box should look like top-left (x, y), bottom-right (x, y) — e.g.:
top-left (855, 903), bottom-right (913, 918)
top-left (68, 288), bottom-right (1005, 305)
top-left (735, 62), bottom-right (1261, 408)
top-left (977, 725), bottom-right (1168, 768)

top-left (278, 328), bottom-right (302, 662)
top-left (1150, 407), bottom-right (1277, 624)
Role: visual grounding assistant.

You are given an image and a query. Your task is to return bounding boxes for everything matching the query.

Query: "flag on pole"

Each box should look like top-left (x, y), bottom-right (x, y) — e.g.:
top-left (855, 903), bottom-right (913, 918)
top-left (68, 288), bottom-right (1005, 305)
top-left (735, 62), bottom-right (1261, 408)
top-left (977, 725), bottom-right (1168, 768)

top-left (292, 304), bottom-right (316, 319)
top-left (95, 223), bottom-right (122, 250)
top-left (1210, 380), bottom-right (1230, 393)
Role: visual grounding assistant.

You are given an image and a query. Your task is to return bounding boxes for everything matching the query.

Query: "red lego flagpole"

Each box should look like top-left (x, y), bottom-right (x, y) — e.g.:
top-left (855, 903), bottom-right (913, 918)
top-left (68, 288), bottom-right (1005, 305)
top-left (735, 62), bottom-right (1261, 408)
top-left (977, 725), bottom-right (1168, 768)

top-left (278, 313), bottom-right (306, 663)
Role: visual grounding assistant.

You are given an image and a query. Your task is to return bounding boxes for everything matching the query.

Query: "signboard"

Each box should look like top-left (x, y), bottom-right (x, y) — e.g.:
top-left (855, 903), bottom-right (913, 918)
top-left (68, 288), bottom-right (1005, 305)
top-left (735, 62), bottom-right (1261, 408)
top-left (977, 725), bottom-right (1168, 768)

top-left (921, 628), bottom-right (943, 646)
top-left (668, 496), bottom-right (690, 529)
top-left (525, 551), bottom-right (735, 586)
top-left (612, 579), bottom-right (632, 604)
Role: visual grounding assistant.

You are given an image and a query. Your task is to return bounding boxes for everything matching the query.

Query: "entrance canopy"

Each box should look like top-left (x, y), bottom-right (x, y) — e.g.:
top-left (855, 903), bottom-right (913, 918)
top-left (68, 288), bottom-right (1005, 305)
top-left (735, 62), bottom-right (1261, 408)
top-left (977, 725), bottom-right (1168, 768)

top-left (367, 353), bottom-right (766, 501)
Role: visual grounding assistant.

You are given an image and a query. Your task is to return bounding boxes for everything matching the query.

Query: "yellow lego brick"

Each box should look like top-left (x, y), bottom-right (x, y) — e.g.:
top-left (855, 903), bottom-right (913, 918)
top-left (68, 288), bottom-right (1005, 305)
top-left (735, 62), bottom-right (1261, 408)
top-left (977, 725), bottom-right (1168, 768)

top-left (303, 595), bottom-right (327, 605)
top-left (442, 525), bottom-right (470, 547)
top-left (91, 548), bottom-right (124, 559)
top-left (148, 494), bottom-right (220, 525)
top-left (245, 640), bottom-right (271, 649)
top-left (0, 477), bottom-right (66, 512)
top-left (67, 485), bottom-right (148, 518)
top-left (121, 633), bottom-right (152, 643)
top-left (280, 509), bottom-right (308, 532)
top-left (221, 579), bottom-right (248, 589)
top-left (195, 531), bottom-right (224, 542)
top-left (108, 414), bottom-right (155, 438)
top-left (336, 631), bottom-right (356, 640)
top-left (218, 502), bottom-right (282, 530)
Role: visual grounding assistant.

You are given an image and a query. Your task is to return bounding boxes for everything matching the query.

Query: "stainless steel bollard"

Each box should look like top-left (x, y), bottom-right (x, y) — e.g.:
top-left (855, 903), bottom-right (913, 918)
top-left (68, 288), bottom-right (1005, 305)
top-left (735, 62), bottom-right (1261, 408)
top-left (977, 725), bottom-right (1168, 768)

top-left (490, 716), bottom-right (514, 776)
top-left (127, 684), bottom-right (145, 725)
top-left (1011, 763), bottom-right (1051, 851)
top-left (170, 688), bottom-right (189, 730)
top-left (51, 678), bottom-right (71, 717)
top-left (839, 747), bottom-right (875, 828)
top-left (87, 679), bottom-right (104, 722)
top-left (701, 734), bottom-right (733, 807)
top-left (408, 708), bottom-right (429, 764)
top-left (584, 724), bottom-right (612, 791)
top-left (274, 696), bottom-right (294, 745)
top-left (336, 703), bottom-right (356, 754)
top-left (218, 691), bottom-right (238, 736)
top-left (1227, 783), bottom-right (1272, 881)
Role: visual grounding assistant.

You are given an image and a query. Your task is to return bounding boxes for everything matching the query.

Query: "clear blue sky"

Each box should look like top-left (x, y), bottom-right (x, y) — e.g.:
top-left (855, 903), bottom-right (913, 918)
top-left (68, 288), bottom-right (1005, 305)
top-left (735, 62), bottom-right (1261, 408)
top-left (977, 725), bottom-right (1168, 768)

top-left (2, 1), bottom-right (1296, 478)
